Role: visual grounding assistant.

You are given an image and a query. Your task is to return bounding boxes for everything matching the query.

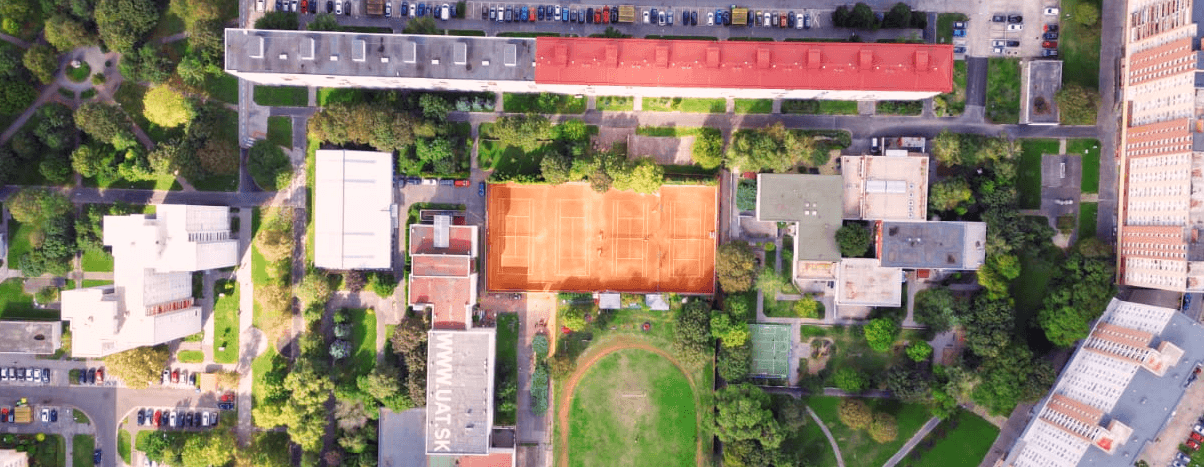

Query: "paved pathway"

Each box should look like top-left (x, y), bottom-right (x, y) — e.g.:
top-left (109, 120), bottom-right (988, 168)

top-left (235, 206), bottom-right (256, 446)
top-left (806, 405), bottom-right (845, 467)
top-left (882, 416), bottom-right (941, 467)
top-left (0, 32), bottom-right (30, 49)
top-left (0, 186), bottom-right (283, 207)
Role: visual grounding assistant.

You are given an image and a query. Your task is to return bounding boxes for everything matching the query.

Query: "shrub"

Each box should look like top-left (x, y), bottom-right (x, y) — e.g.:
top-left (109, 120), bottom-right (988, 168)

top-left (837, 398), bottom-right (872, 430)
top-left (832, 368), bottom-right (867, 393)
top-left (532, 334), bottom-right (549, 359)
top-left (530, 363), bottom-right (549, 413)
top-left (869, 412), bottom-right (899, 443)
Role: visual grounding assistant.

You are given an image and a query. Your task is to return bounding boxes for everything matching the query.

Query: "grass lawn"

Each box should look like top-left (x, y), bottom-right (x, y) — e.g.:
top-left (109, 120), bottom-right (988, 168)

top-left (212, 279), bottom-right (239, 364)
top-left (936, 61), bottom-right (968, 116)
top-left (567, 348), bottom-right (696, 467)
top-left (1017, 139), bottom-right (1060, 209)
top-left (176, 350), bottom-right (204, 363)
top-left (7, 220), bottom-right (33, 266)
top-left (811, 325), bottom-right (924, 381)
top-left (503, 93), bottom-right (586, 114)
top-left (72, 435), bottom-right (94, 467)
top-left (642, 97), bottom-right (726, 113)
top-left (85, 171), bottom-right (182, 190)
top-left (267, 116), bottom-right (293, 149)
top-left (251, 346), bottom-right (285, 427)
top-left (986, 58), bottom-right (1021, 124)
top-left (82, 280), bottom-right (112, 287)
top-left (203, 72), bottom-right (240, 105)
top-left (187, 108), bottom-right (241, 192)
top-left (899, 410), bottom-right (998, 467)
top-left (73, 409), bottom-right (89, 424)
top-left (1013, 238), bottom-right (1059, 343)
top-left (936, 13), bottom-right (968, 44)
top-left (347, 308), bottom-right (377, 375)
top-left (66, 62), bottom-right (90, 83)
top-left (118, 429), bottom-right (131, 465)
top-left (317, 88), bottom-right (367, 106)
top-left (253, 85), bottom-right (309, 107)
top-left (0, 278), bottom-right (55, 321)
top-left (1059, 0), bottom-right (1101, 89)
top-left (80, 249), bottom-right (113, 273)
top-left (1078, 202), bottom-right (1098, 240)
top-left (5, 433), bottom-right (66, 467)
top-left (808, 396), bottom-right (932, 467)
top-left (782, 99), bottom-right (859, 115)
top-left (734, 99), bottom-right (774, 114)
top-left (877, 100), bottom-right (923, 116)
top-left (596, 96), bottom-right (634, 111)
top-left (1068, 139), bottom-right (1100, 193)
top-left (774, 396), bottom-right (839, 466)
top-left (495, 313), bottom-right (519, 426)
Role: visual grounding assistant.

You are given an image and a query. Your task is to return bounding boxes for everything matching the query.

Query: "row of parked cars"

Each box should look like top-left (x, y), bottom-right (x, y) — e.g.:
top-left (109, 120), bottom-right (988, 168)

top-left (76, 368), bottom-right (104, 385)
top-left (162, 368), bottom-right (197, 387)
top-left (0, 368), bottom-right (50, 384)
top-left (136, 408), bottom-right (219, 429)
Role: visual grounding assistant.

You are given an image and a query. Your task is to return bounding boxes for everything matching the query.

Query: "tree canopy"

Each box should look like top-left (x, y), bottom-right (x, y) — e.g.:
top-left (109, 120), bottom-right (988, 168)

top-left (863, 318), bottom-right (899, 352)
top-left (836, 223), bottom-right (872, 257)
top-left (94, 0), bottom-right (159, 52)
top-left (714, 384), bottom-right (783, 449)
top-left (104, 345), bottom-right (170, 389)
top-left (725, 123), bottom-right (815, 173)
top-left (717, 242), bottom-right (757, 293)
top-left (44, 15), bottom-right (96, 51)
top-left (143, 86), bottom-right (192, 128)
top-left (1038, 243), bottom-right (1116, 347)
top-left (248, 139), bottom-right (292, 191)
top-left (22, 44), bottom-right (59, 85)
top-left (74, 102), bottom-right (137, 150)
top-left (912, 288), bottom-right (960, 332)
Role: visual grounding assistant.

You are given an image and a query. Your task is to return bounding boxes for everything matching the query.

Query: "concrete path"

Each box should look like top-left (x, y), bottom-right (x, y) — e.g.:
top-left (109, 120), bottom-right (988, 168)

top-left (0, 32), bottom-right (30, 49)
top-left (0, 186), bottom-right (282, 207)
top-left (806, 405), bottom-right (845, 467)
top-left (235, 207), bottom-right (256, 446)
top-left (882, 416), bottom-right (941, 467)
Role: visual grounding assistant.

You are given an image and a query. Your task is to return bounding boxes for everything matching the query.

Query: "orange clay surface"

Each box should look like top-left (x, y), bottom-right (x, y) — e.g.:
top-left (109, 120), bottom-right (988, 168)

top-left (486, 183), bottom-right (717, 293)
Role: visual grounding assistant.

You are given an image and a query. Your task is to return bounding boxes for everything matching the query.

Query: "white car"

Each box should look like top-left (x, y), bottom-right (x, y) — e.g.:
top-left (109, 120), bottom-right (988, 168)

top-left (169, 411), bottom-right (177, 427)
top-left (440, 3), bottom-right (449, 20)
top-left (706, 11), bottom-right (713, 25)
top-left (384, 2), bottom-right (391, 16)
top-left (993, 46), bottom-right (1004, 54)
top-left (762, 12), bottom-right (770, 27)
top-left (201, 412), bottom-right (210, 427)
top-left (554, 5), bottom-right (560, 17)
top-left (39, 409), bottom-right (48, 423)
top-left (291, 0), bottom-right (298, 11)
top-left (1043, 7), bottom-right (1058, 15)
top-left (409, 2), bottom-right (415, 15)
top-left (643, 10), bottom-right (650, 23)
top-left (334, 1), bottom-right (342, 14)
top-left (991, 39), bottom-right (1006, 47)
top-left (1007, 23), bottom-right (1022, 31)
top-left (795, 12), bottom-right (803, 29)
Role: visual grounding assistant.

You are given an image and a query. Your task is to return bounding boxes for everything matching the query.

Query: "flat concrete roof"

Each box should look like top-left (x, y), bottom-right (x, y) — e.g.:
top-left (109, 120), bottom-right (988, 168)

top-left (380, 408), bottom-right (426, 467)
top-left (841, 154), bottom-right (929, 221)
top-left (0, 321), bottom-right (60, 354)
top-left (757, 174), bottom-right (843, 261)
top-left (835, 258), bottom-right (902, 307)
top-left (225, 29), bottom-right (536, 82)
top-left (878, 221), bottom-right (986, 270)
top-left (426, 330), bottom-right (496, 456)
top-left (314, 149), bottom-right (395, 270)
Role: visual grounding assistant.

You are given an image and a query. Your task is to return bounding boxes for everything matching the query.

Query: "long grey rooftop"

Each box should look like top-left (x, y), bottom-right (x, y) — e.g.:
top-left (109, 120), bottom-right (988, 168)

top-left (224, 29), bottom-right (536, 81)
top-left (879, 221), bottom-right (985, 269)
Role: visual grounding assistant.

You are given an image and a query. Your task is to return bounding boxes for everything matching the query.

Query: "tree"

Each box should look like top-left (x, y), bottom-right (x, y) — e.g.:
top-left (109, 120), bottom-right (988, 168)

top-left (489, 114), bottom-right (552, 152)
top-left (540, 151), bottom-right (574, 184)
top-left (962, 295), bottom-right (1014, 359)
top-left (0, 81), bottom-right (35, 116)
top-left (254, 10), bottom-right (300, 30)
top-left (556, 118), bottom-right (589, 141)
top-left (835, 223), bottom-right (871, 257)
top-left (71, 146), bottom-right (106, 179)
top-left (714, 384), bottom-right (783, 449)
top-left (832, 5), bottom-right (851, 27)
top-left (94, 0), bottom-right (159, 53)
top-left (711, 313), bottom-right (749, 348)
top-left (296, 270), bottom-right (332, 310)
top-left (403, 16), bottom-right (438, 33)
top-left (418, 93), bottom-right (453, 123)
top-left (716, 242), bottom-right (757, 293)
top-left (248, 139), bottom-right (292, 191)
top-left (175, 55), bottom-right (209, 85)
top-left (725, 124), bottom-right (812, 173)
top-left (0, 0), bottom-right (33, 28)
top-left (559, 306), bottom-right (587, 332)
top-left (43, 15), bottom-right (95, 51)
top-left (142, 86), bottom-right (192, 128)
top-left (837, 398), bottom-right (872, 429)
top-left (22, 45), bottom-right (59, 85)
top-left (180, 432), bottom-right (235, 467)
top-left (674, 300), bottom-right (712, 357)
top-left (883, 364), bottom-right (932, 402)
top-left (929, 178), bottom-right (973, 212)
top-left (848, 2), bottom-right (878, 29)
top-left (1074, 2), bottom-right (1099, 26)
top-left (611, 157), bottom-right (664, 194)
top-left (868, 412), bottom-right (899, 443)
top-left (74, 103), bottom-right (136, 150)
top-left (1038, 249), bottom-right (1116, 347)
top-left (104, 345), bottom-right (170, 389)
top-left (881, 2), bottom-right (911, 28)
top-left (34, 104), bottom-right (76, 151)
top-left (863, 318), bottom-right (899, 352)
top-left (692, 130), bottom-right (724, 169)
top-left (415, 137), bottom-right (454, 173)
top-left (308, 12), bottom-right (340, 30)
top-left (1056, 83), bottom-right (1099, 126)
top-left (717, 342), bottom-right (751, 382)
top-left (932, 130), bottom-right (962, 167)
top-left (971, 343), bottom-right (1055, 415)
top-left (755, 268), bottom-right (789, 297)
top-left (912, 289), bottom-right (960, 330)
top-left (978, 253), bottom-right (1021, 300)
top-left (832, 367), bottom-right (867, 393)
top-left (906, 342), bottom-right (933, 362)
top-left (548, 352), bottom-right (576, 378)
top-left (40, 152), bottom-right (72, 183)
top-left (7, 189), bottom-right (71, 225)
top-left (119, 44), bottom-right (172, 84)
top-left (792, 297), bottom-right (822, 319)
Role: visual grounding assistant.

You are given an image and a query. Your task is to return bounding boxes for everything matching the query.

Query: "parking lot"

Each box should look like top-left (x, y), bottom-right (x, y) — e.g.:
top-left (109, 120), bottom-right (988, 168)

top-left (959, 0), bottom-right (1062, 58)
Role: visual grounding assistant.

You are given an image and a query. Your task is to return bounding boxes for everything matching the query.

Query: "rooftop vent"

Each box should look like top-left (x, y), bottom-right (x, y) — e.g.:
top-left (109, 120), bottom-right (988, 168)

top-left (504, 44), bottom-right (517, 67)
top-left (301, 38), bottom-right (315, 60)
top-left (403, 41), bottom-right (416, 64)
top-left (706, 47), bottom-right (720, 68)
top-left (250, 37), bottom-right (265, 59)
top-left (756, 48), bottom-right (770, 69)
top-left (654, 46), bottom-right (669, 67)
top-left (352, 39), bottom-right (366, 62)
top-left (454, 42), bottom-right (467, 65)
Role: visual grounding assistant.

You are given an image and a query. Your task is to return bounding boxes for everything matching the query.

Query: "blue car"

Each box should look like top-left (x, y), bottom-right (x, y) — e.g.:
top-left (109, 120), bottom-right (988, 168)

top-left (562, 7), bottom-right (568, 21)
top-left (953, 29), bottom-right (966, 37)
top-left (520, 5), bottom-right (528, 21)
top-left (416, 2), bottom-right (423, 15)
top-left (478, 182), bottom-right (486, 197)
top-left (537, 5), bottom-right (543, 20)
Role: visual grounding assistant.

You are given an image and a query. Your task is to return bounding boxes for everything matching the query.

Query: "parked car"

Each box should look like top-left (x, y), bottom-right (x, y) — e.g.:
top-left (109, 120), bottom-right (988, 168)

top-left (1007, 23), bottom-right (1022, 31)
top-left (478, 182), bottom-right (486, 197)
top-left (1042, 40), bottom-right (1057, 48)
top-left (169, 411), bottom-right (177, 428)
top-left (1192, 431), bottom-right (1204, 442)
top-left (171, 369), bottom-right (179, 383)
top-left (1044, 32), bottom-right (1059, 39)
top-left (344, 1), bottom-right (350, 14)
top-left (953, 21), bottom-right (966, 29)
top-left (334, 0), bottom-right (342, 14)
top-left (1006, 40), bottom-right (1020, 47)
top-left (438, 179), bottom-right (454, 186)
top-left (384, 2), bottom-right (390, 16)
top-left (1189, 439), bottom-right (1201, 451)
top-left (78, 370), bottom-right (86, 385)
top-left (991, 14), bottom-right (1005, 22)
top-left (706, 11), bottom-right (712, 25)
top-left (41, 369), bottom-right (48, 384)
top-left (95, 368), bottom-right (103, 384)
top-left (613, 7), bottom-right (619, 22)
top-left (1007, 14), bottom-right (1022, 23)
top-left (1042, 49), bottom-right (1058, 57)
top-left (1044, 23), bottom-right (1058, 32)
top-left (39, 409), bottom-right (47, 423)
top-left (218, 402), bottom-right (235, 410)
top-left (1044, 7), bottom-right (1058, 15)
top-left (26, 368), bottom-right (35, 382)
top-left (276, 0), bottom-right (282, 10)
top-left (137, 410), bottom-right (146, 425)
top-left (256, 0), bottom-right (265, 11)
top-left (953, 46), bottom-right (966, 54)
top-left (93, 449), bottom-right (102, 465)
top-left (406, 176), bottom-right (421, 185)
top-left (291, 0), bottom-right (298, 12)
top-left (154, 410), bottom-right (162, 427)
top-left (953, 29), bottom-right (965, 37)
top-left (49, 409), bottom-right (56, 423)
top-left (453, 179), bottom-right (469, 187)
top-left (87, 368), bottom-right (96, 385)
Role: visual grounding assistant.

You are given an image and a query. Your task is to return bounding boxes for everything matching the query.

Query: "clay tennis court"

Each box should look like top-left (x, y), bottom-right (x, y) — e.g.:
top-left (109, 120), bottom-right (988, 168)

top-left (487, 183), bottom-right (717, 294)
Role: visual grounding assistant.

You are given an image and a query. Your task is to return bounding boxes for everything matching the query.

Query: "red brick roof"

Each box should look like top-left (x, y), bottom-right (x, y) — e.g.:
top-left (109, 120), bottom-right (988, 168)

top-left (411, 255), bottom-right (471, 277)
top-left (457, 453), bottom-right (514, 467)
top-left (410, 224), bottom-right (475, 255)
top-left (533, 37), bottom-right (953, 93)
top-left (409, 276), bottom-right (471, 330)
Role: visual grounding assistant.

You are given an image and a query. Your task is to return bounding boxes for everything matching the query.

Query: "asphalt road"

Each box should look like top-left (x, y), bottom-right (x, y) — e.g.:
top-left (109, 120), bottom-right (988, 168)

top-left (0, 386), bottom-right (117, 467)
top-left (0, 186), bottom-right (278, 207)
top-left (965, 56), bottom-right (987, 108)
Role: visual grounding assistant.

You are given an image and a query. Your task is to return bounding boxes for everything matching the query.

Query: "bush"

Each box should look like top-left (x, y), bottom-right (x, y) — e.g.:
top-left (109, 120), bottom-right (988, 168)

top-left (869, 412), bottom-right (899, 443)
top-left (532, 334), bottom-right (549, 359)
top-left (832, 367), bottom-right (867, 393)
top-left (735, 180), bottom-right (757, 212)
top-left (248, 140), bottom-right (292, 191)
top-left (837, 398), bottom-right (872, 429)
top-left (530, 363), bottom-right (549, 413)
top-left (366, 272), bottom-right (397, 298)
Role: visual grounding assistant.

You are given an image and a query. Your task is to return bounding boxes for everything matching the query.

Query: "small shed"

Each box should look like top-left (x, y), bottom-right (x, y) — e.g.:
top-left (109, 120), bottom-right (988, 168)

top-left (646, 294), bottom-right (669, 311)
top-left (598, 293), bottom-right (621, 310)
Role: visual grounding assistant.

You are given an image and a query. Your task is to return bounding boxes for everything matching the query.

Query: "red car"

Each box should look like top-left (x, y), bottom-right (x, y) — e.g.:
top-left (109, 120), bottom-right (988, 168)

top-left (453, 179), bottom-right (469, 187)
top-left (1042, 41), bottom-right (1058, 48)
top-left (602, 6), bottom-right (609, 23)
top-left (528, 8), bottom-right (535, 21)
top-left (1189, 440), bottom-right (1200, 451)
top-left (1192, 432), bottom-right (1203, 442)
top-left (153, 410), bottom-right (162, 427)
top-left (301, 0), bottom-right (307, 11)
top-left (171, 370), bottom-right (179, 383)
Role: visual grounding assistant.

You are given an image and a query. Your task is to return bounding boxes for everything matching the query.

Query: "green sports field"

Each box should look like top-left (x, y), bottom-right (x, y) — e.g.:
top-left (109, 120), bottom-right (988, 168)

top-left (567, 349), bottom-right (696, 467)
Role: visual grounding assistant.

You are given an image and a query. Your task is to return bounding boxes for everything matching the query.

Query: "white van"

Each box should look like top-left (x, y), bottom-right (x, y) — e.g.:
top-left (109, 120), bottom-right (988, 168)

top-left (441, 3), bottom-right (449, 20)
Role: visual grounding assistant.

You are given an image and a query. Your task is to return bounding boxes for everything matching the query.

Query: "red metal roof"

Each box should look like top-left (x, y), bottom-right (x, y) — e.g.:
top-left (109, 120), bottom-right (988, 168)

top-left (533, 37), bottom-right (954, 93)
